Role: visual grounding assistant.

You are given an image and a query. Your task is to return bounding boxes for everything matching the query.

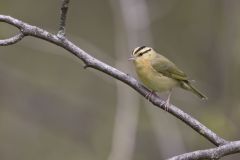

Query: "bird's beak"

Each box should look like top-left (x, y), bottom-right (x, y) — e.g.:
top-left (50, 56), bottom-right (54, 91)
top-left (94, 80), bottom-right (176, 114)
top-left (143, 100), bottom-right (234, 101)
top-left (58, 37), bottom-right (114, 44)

top-left (128, 57), bottom-right (135, 61)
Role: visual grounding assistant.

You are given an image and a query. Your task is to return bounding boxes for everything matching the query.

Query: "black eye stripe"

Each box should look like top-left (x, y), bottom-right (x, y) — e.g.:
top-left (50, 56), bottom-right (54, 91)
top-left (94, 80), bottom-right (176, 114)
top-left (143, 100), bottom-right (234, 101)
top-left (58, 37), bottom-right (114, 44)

top-left (138, 48), bottom-right (151, 56)
top-left (133, 46), bottom-right (146, 55)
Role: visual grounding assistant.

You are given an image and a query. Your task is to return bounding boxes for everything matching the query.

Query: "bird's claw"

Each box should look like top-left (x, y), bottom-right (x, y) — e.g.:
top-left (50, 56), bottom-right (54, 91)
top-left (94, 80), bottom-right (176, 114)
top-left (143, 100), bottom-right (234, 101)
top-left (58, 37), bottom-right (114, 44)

top-left (161, 100), bottom-right (170, 111)
top-left (145, 91), bottom-right (155, 101)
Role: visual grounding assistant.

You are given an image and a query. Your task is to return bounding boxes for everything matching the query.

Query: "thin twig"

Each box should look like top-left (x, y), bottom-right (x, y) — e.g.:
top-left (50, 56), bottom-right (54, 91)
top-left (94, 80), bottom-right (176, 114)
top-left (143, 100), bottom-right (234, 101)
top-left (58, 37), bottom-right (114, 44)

top-left (0, 32), bottom-right (24, 46)
top-left (57, 0), bottom-right (70, 38)
top-left (168, 141), bottom-right (240, 160)
top-left (1, 14), bottom-right (239, 159)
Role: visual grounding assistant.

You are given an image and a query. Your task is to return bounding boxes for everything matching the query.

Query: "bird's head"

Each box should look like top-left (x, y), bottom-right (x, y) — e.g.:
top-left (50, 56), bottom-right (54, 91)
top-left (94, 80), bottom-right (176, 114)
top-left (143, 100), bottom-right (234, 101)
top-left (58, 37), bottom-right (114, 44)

top-left (128, 46), bottom-right (155, 62)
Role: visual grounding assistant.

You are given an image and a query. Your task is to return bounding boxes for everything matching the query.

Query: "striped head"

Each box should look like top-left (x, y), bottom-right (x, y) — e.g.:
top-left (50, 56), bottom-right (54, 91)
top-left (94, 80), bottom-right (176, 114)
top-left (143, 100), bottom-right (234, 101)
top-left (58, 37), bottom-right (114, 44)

top-left (132, 46), bottom-right (153, 58)
top-left (129, 46), bottom-right (156, 66)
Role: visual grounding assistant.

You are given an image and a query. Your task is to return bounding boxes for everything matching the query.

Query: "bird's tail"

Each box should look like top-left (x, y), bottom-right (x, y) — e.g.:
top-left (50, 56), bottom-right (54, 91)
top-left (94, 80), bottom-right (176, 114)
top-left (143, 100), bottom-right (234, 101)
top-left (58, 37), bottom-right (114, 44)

top-left (181, 81), bottom-right (207, 100)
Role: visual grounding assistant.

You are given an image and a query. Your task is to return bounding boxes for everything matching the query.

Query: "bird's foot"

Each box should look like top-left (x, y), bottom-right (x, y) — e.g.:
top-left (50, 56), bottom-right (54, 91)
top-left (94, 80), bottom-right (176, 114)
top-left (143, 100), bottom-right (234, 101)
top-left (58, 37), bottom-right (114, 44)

top-left (162, 100), bottom-right (170, 111)
top-left (145, 90), bottom-right (156, 101)
top-left (162, 90), bottom-right (172, 111)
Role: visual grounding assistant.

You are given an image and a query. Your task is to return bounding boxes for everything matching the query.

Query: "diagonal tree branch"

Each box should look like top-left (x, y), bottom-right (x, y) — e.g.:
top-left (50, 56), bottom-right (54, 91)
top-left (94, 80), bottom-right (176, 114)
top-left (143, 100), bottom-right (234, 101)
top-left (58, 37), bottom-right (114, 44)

top-left (168, 141), bottom-right (240, 160)
top-left (1, 14), bottom-right (240, 159)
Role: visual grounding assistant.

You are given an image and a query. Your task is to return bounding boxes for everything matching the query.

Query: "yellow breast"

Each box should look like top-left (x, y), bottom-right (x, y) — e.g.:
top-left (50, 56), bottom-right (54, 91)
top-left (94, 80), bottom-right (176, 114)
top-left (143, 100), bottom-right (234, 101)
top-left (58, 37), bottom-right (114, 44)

top-left (134, 58), bottom-right (179, 92)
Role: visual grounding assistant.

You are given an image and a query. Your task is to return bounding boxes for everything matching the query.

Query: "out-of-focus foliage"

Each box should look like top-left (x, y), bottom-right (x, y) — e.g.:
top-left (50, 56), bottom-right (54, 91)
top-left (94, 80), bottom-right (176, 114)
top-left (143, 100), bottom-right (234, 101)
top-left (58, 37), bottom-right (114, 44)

top-left (0, 0), bottom-right (240, 160)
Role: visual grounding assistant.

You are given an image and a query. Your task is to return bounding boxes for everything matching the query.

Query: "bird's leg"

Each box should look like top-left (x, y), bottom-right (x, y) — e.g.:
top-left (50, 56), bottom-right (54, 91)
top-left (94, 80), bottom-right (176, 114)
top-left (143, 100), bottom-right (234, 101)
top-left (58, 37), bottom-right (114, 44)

top-left (145, 90), bottom-right (156, 101)
top-left (145, 91), bottom-right (152, 100)
top-left (164, 90), bottom-right (172, 111)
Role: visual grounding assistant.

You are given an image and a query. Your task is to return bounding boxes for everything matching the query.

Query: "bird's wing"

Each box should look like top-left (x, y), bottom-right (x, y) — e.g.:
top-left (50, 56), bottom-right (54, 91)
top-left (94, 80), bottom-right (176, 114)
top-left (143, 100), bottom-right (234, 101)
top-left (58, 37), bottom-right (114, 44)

top-left (151, 54), bottom-right (188, 81)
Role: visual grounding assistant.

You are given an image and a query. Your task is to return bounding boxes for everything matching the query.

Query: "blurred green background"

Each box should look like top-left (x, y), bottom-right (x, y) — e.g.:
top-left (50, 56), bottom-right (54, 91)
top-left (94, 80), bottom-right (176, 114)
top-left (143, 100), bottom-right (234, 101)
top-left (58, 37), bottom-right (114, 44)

top-left (0, 0), bottom-right (240, 159)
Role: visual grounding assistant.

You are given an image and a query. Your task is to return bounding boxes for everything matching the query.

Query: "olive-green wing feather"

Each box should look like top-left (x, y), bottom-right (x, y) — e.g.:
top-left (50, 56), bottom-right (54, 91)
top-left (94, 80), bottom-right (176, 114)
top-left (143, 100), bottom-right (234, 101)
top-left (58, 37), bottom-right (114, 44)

top-left (151, 54), bottom-right (207, 99)
top-left (151, 54), bottom-right (188, 81)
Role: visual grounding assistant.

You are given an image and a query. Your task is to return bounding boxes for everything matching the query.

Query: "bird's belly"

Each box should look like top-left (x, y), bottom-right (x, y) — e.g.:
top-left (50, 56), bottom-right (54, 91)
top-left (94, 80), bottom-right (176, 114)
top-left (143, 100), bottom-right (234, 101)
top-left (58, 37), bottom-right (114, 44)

top-left (136, 67), bottom-right (179, 92)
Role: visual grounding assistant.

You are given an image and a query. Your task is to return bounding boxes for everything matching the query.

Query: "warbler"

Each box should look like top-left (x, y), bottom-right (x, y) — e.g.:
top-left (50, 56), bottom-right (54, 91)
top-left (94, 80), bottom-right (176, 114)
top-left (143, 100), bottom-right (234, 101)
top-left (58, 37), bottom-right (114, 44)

top-left (129, 46), bottom-right (207, 109)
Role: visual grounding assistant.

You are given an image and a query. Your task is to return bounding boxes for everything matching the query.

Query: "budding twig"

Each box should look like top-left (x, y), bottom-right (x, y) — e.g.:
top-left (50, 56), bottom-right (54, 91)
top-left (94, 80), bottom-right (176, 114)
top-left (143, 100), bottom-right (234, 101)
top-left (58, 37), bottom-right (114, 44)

top-left (57, 0), bottom-right (70, 38)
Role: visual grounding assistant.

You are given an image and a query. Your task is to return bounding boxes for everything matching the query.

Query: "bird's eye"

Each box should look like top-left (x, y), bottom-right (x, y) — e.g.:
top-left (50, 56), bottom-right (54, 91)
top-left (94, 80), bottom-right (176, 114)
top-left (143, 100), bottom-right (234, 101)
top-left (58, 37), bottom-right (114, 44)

top-left (137, 48), bottom-right (151, 57)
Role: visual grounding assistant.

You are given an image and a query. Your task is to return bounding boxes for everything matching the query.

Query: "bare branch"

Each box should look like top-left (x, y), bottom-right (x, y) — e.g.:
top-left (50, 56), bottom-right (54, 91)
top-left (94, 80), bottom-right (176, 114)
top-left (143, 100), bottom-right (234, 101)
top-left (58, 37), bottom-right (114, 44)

top-left (57, 0), bottom-right (70, 37)
top-left (168, 141), bottom-right (240, 160)
top-left (0, 32), bottom-right (24, 46)
top-left (0, 14), bottom-right (228, 146)
top-left (166, 104), bottom-right (228, 146)
top-left (0, 15), bottom-right (27, 30)
top-left (0, 15), bottom-right (235, 159)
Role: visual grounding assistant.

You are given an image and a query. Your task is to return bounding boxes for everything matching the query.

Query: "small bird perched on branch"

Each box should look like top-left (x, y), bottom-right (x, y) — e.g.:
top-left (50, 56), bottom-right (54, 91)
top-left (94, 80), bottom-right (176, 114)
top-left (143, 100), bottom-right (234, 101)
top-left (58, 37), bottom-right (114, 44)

top-left (129, 46), bottom-right (207, 109)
